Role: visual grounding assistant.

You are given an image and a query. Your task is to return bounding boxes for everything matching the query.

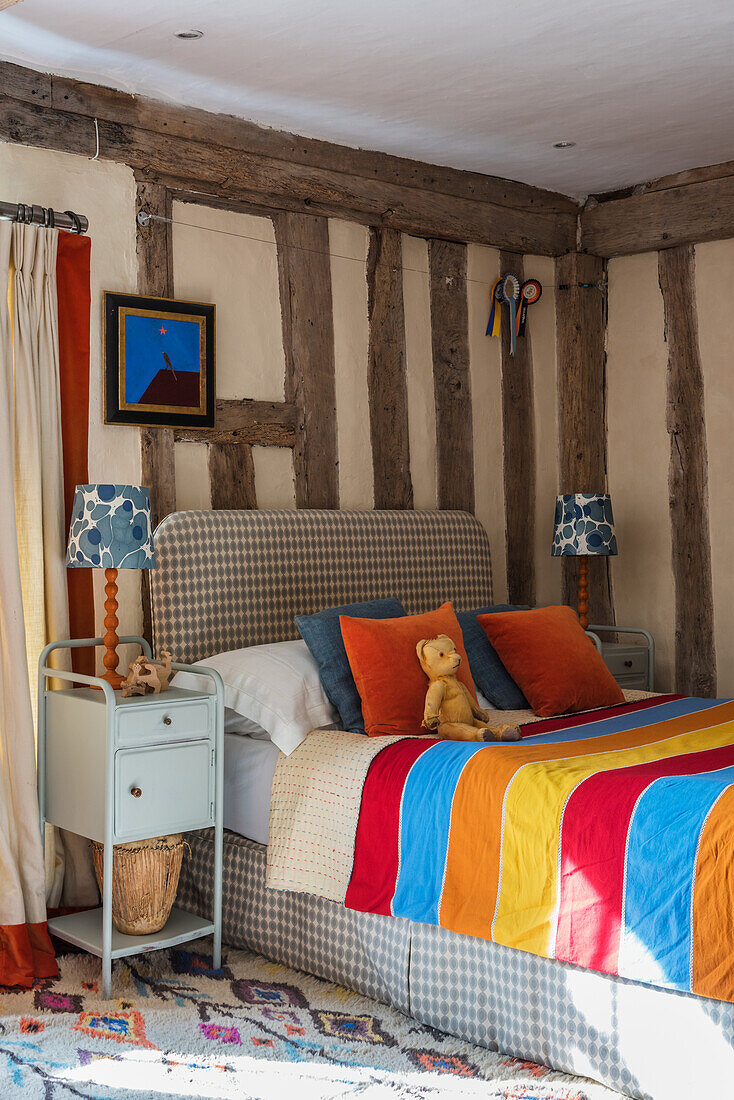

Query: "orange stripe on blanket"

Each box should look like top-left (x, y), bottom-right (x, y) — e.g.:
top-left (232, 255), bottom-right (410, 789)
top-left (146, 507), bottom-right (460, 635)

top-left (691, 784), bottom-right (734, 1001)
top-left (0, 922), bottom-right (57, 988)
top-left (439, 701), bottom-right (734, 942)
top-left (495, 721), bottom-right (734, 957)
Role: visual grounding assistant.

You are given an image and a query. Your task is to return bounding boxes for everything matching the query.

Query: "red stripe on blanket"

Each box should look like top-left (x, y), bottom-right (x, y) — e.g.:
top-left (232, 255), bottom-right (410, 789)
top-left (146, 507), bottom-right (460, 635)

top-left (555, 740), bottom-right (734, 973)
top-left (346, 737), bottom-right (438, 915)
top-left (520, 695), bottom-right (683, 737)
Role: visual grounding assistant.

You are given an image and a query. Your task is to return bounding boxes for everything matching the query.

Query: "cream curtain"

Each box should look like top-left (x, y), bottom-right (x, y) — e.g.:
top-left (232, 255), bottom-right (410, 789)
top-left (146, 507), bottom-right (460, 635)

top-left (11, 222), bottom-right (68, 907)
top-left (0, 220), bottom-right (51, 965)
top-left (13, 223), bottom-right (70, 701)
top-left (6, 222), bottom-right (97, 911)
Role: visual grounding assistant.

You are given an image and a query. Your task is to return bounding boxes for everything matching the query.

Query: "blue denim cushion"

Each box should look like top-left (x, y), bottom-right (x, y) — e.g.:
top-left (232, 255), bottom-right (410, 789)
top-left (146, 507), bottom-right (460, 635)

top-left (457, 605), bottom-right (530, 710)
top-left (296, 599), bottom-right (406, 734)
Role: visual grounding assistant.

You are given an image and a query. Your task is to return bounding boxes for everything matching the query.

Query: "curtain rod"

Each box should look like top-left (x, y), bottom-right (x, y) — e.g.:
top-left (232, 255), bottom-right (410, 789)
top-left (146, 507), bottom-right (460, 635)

top-left (0, 201), bottom-right (88, 234)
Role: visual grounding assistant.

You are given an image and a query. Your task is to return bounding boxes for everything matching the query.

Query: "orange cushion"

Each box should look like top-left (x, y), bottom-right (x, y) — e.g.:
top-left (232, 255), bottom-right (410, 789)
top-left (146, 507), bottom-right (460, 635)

top-left (478, 605), bottom-right (624, 718)
top-left (340, 602), bottom-right (477, 736)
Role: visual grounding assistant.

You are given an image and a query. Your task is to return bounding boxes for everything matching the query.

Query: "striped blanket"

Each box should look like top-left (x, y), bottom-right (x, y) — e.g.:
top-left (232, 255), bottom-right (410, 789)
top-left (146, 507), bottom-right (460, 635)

top-left (270, 694), bottom-right (734, 1004)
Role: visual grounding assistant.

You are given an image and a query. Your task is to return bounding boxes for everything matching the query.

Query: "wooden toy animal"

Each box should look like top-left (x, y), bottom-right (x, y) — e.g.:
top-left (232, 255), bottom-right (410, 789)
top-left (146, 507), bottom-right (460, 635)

top-left (121, 650), bottom-right (174, 697)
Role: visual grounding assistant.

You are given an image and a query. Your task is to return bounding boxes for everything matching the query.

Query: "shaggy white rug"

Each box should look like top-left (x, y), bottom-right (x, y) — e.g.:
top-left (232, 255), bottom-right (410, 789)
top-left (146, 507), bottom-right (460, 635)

top-left (0, 941), bottom-right (621, 1099)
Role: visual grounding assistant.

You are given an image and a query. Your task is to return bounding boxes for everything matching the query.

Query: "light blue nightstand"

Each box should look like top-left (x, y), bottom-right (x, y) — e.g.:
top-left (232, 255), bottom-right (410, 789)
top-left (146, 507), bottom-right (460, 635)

top-left (38, 635), bottom-right (224, 999)
top-left (586, 625), bottom-right (655, 692)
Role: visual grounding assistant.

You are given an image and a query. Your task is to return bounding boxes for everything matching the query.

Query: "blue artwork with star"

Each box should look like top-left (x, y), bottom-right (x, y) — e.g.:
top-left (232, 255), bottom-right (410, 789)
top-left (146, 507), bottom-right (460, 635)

top-left (124, 313), bottom-right (201, 408)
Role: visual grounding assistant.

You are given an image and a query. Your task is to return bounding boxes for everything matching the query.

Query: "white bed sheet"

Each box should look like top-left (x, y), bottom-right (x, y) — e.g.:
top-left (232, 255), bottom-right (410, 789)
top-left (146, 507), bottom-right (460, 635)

top-left (222, 689), bottom-right (655, 847)
top-left (224, 733), bottom-right (280, 845)
top-left (223, 692), bottom-right (548, 847)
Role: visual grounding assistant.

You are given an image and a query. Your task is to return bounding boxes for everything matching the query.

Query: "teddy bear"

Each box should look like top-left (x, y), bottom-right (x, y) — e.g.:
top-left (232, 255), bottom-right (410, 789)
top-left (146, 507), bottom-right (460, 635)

top-left (416, 635), bottom-right (521, 742)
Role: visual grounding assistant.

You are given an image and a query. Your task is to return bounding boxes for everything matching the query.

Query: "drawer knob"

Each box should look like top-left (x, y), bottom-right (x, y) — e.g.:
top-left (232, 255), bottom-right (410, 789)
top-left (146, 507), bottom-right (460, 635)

top-left (624, 660), bottom-right (633, 668)
top-left (163, 715), bottom-right (172, 726)
top-left (130, 786), bottom-right (142, 798)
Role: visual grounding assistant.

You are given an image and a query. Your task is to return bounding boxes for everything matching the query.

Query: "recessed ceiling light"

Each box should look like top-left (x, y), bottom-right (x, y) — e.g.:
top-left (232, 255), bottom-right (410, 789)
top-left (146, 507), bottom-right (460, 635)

top-left (553, 140), bottom-right (576, 149)
top-left (175, 28), bottom-right (204, 39)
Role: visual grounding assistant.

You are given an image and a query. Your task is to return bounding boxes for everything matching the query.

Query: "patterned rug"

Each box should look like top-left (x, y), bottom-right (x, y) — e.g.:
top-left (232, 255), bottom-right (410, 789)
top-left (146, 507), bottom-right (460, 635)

top-left (0, 940), bottom-right (620, 1099)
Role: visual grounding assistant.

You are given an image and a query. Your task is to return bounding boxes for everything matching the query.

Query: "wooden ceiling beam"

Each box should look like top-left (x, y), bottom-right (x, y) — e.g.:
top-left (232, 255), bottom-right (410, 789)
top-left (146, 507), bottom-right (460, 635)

top-left (0, 61), bottom-right (577, 256)
top-left (639, 159), bottom-right (734, 196)
top-left (0, 62), bottom-right (578, 218)
top-left (580, 165), bottom-right (734, 257)
top-left (10, 61), bottom-right (734, 259)
top-left (159, 174), bottom-right (384, 229)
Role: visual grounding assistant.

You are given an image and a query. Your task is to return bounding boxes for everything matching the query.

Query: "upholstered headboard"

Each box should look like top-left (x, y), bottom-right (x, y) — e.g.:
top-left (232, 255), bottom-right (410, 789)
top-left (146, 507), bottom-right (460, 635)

top-left (150, 509), bottom-right (493, 663)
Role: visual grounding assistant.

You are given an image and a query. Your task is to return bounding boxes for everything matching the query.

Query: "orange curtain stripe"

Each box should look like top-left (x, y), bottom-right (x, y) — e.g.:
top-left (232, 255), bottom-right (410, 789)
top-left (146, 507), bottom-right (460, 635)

top-left (56, 232), bottom-right (94, 676)
top-left (0, 922), bottom-right (57, 988)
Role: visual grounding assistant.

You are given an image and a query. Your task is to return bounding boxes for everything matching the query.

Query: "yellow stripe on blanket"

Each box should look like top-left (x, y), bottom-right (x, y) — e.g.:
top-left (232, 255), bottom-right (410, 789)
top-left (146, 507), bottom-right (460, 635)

top-left (492, 719), bottom-right (734, 957)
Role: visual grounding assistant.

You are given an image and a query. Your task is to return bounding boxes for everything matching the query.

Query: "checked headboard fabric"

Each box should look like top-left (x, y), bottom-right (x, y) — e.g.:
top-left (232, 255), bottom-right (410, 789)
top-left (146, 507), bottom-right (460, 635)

top-left (150, 509), bottom-right (493, 663)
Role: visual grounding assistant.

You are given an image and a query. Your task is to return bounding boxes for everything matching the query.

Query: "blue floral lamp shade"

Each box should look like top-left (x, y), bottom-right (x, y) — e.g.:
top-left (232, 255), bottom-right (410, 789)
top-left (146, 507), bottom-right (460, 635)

top-left (551, 492), bottom-right (618, 557)
top-left (66, 484), bottom-right (155, 570)
top-left (66, 484), bottom-right (155, 688)
top-left (551, 492), bottom-right (617, 630)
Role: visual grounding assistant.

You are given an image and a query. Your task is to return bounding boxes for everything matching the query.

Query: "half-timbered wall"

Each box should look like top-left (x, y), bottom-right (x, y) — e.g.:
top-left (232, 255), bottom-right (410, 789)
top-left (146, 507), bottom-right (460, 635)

top-left (163, 196), bottom-right (563, 599)
top-left (605, 241), bottom-right (734, 695)
top-left (11, 63), bottom-right (734, 698)
top-left (0, 134), bottom-right (564, 650)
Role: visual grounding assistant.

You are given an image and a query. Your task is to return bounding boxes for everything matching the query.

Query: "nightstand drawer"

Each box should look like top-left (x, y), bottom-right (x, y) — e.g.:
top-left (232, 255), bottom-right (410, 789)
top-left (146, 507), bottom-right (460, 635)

top-left (115, 740), bottom-right (212, 839)
top-left (614, 673), bottom-right (649, 692)
top-left (603, 647), bottom-right (648, 678)
top-left (116, 698), bottom-right (211, 745)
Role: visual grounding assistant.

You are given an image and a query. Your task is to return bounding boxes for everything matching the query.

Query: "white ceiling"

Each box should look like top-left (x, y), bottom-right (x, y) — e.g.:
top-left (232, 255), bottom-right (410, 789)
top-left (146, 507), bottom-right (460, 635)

top-left (2, 0), bottom-right (734, 198)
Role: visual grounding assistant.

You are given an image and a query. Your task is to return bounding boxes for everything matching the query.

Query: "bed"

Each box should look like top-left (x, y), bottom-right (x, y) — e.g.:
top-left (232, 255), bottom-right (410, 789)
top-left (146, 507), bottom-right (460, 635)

top-left (150, 508), bottom-right (734, 1099)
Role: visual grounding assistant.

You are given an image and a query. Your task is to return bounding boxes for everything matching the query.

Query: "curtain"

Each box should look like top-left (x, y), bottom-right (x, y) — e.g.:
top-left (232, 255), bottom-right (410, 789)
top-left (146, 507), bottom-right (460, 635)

top-left (12, 223), bottom-right (98, 914)
top-left (0, 220), bottom-right (57, 986)
top-left (57, 232), bottom-right (95, 679)
top-left (54, 232), bottom-right (99, 910)
top-left (0, 221), bottom-right (98, 985)
top-left (13, 223), bottom-right (71, 700)
top-left (12, 223), bottom-right (70, 909)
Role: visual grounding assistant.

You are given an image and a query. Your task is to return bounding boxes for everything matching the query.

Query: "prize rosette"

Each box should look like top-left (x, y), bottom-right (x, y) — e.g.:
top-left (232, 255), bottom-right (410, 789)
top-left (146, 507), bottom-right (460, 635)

top-left (500, 274), bottom-right (520, 354)
top-left (517, 279), bottom-right (542, 336)
top-left (486, 277), bottom-right (503, 337)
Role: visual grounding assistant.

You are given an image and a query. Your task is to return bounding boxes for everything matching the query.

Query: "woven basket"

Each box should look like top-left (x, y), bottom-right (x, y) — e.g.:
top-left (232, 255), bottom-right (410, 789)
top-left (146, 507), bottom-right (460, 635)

top-left (91, 834), bottom-right (185, 935)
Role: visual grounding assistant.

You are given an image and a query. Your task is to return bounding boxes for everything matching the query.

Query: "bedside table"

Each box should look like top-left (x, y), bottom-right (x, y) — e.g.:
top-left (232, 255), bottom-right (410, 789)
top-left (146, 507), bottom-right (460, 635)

top-left (38, 635), bottom-right (224, 999)
top-left (587, 625), bottom-right (654, 692)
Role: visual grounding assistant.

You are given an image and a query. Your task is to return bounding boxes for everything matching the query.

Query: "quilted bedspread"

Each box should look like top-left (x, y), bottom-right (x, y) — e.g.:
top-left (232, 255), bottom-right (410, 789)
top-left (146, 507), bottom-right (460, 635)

top-left (270, 694), bottom-right (734, 1004)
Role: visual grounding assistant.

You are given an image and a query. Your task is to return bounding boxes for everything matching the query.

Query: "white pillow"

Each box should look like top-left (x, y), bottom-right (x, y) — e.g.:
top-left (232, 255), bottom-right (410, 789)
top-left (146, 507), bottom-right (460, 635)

top-left (477, 689), bottom-right (494, 712)
top-left (224, 709), bottom-right (271, 739)
top-left (171, 638), bottom-right (337, 755)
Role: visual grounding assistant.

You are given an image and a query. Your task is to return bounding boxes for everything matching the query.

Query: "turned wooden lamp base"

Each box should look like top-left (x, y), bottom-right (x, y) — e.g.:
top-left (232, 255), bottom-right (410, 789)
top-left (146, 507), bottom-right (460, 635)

top-left (101, 567), bottom-right (125, 690)
top-left (577, 555), bottom-right (589, 632)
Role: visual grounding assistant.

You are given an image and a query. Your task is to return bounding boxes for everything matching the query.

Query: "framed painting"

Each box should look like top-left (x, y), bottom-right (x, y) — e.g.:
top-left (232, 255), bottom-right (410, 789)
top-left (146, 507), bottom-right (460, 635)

top-left (103, 292), bottom-right (216, 429)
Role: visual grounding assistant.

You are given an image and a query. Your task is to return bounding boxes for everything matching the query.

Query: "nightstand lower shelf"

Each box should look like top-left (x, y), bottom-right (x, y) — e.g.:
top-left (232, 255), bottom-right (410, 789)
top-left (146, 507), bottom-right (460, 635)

top-left (47, 907), bottom-right (215, 961)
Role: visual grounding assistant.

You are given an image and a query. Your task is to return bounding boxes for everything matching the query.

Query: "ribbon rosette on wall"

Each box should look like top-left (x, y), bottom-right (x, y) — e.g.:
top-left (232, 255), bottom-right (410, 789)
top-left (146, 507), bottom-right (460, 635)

top-left (486, 274), bottom-right (542, 354)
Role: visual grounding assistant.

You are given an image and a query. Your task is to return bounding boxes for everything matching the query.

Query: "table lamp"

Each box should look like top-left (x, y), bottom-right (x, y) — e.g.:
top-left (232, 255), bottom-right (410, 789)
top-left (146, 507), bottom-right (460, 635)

top-left (551, 492), bottom-right (617, 630)
top-left (66, 484), bottom-right (155, 688)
